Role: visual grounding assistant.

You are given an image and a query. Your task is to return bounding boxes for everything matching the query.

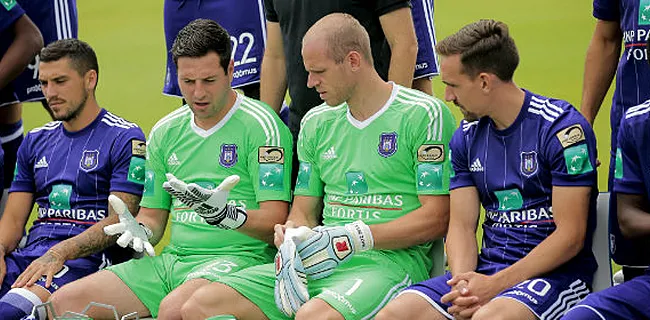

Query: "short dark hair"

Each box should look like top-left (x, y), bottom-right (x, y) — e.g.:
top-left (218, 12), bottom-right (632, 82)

top-left (436, 19), bottom-right (519, 81)
top-left (171, 19), bottom-right (231, 73)
top-left (40, 38), bottom-right (99, 82)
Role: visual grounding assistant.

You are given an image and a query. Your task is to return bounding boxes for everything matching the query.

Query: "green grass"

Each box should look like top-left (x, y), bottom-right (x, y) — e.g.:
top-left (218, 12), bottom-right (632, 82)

top-left (21, 1), bottom-right (617, 271)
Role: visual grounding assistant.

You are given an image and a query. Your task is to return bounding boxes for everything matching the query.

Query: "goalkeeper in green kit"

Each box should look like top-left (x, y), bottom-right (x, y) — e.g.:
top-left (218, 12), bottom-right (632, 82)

top-left (48, 19), bottom-right (293, 320)
top-left (180, 13), bottom-right (455, 320)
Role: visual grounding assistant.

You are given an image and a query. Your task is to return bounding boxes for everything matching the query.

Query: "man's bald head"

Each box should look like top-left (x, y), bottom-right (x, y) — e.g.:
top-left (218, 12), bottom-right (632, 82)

top-left (302, 13), bottom-right (373, 65)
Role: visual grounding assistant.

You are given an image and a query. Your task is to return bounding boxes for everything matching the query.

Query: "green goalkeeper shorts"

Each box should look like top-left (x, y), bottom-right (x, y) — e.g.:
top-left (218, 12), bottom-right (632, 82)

top-left (107, 252), bottom-right (269, 317)
top-left (218, 251), bottom-right (424, 319)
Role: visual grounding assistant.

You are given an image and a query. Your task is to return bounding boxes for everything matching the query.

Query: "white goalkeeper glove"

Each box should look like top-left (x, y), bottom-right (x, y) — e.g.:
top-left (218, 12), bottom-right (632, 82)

top-left (103, 195), bottom-right (155, 256)
top-left (274, 226), bottom-right (315, 317)
top-left (297, 220), bottom-right (374, 280)
top-left (163, 173), bottom-right (247, 229)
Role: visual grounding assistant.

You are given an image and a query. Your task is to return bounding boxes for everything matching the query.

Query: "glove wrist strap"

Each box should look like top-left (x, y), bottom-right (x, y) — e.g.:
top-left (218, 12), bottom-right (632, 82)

top-left (345, 220), bottom-right (374, 252)
top-left (206, 205), bottom-right (247, 230)
top-left (139, 223), bottom-right (153, 239)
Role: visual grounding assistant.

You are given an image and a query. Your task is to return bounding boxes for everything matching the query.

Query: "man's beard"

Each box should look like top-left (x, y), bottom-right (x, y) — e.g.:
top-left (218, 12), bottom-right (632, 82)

top-left (54, 92), bottom-right (88, 122)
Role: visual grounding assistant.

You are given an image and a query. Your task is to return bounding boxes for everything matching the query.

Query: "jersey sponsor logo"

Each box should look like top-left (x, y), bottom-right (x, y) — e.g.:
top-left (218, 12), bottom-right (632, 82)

top-left (80, 150), bottom-right (100, 172)
top-left (127, 157), bottom-right (145, 184)
top-left (143, 169), bottom-right (155, 196)
top-left (346, 171), bottom-right (368, 195)
top-left (639, 0), bottom-right (650, 25)
top-left (555, 124), bottom-right (585, 148)
top-left (378, 132), bottom-right (398, 157)
top-left (494, 188), bottom-right (523, 211)
top-left (37, 207), bottom-right (107, 222)
top-left (614, 148), bottom-right (623, 179)
top-left (417, 144), bottom-right (445, 163)
top-left (35, 156), bottom-right (49, 169)
top-left (167, 153), bottom-right (180, 166)
top-left (486, 206), bottom-right (553, 225)
top-left (470, 158), bottom-right (484, 172)
top-left (520, 151), bottom-right (538, 177)
top-left (417, 163), bottom-right (444, 192)
top-left (131, 140), bottom-right (146, 157)
top-left (333, 236), bottom-right (352, 260)
top-left (219, 144), bottom-right (238, 168)
top-left (322, 146), bottom-right (337, 160)
top-left (259, 163), bottom-right (284, 191)
top-left (49, 184), bottom-right (72, 210)
top-left (296, 162), bottom-right (312, 190)
top-left (1, 0), bottom-right (16, 11)
top-left (258, 146), bottom-right (284, 164)
top-left (563, 144), bottom-right (593, 175)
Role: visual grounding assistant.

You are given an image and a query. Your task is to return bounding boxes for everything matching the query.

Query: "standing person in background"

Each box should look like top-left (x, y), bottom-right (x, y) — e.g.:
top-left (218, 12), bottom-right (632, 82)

top-left (581, 0), bottom-right (650, 281)
top-left (0, 0), bottom-right (44, 211)
top-left (0, 38), bottom-right (145, 320)
top-left (162, 0), bottom-right (266, 101)
top-left (0, 0), bottom-right (77, 210)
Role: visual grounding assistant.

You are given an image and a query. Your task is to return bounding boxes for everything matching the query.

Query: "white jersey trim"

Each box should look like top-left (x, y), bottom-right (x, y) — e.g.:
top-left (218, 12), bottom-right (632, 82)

top-left (149, 106), bottom-right (192, 139)
top-left (529, 96), bottom-right (563, 122)
top-left (346, 82), bottom-right (398, 130)
top-left (396, 87), bottom-right (445, 141)
top-left (190, 92), bottom-right (242, 138)
top-left (625, 99), bottom-right (650, 119)
top-left (30, 121), bottom-right (62, 133)
top-left (240, 96), bottom-right (281, 146)
top-left (300, 103), bottom-right (346, 129)
top-left (361, 274), bottom-right (412, 320)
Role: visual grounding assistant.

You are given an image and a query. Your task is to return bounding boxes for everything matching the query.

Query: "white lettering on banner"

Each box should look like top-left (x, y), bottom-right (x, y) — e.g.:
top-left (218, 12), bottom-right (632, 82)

top-left (37, 207), bottom-right (107, 221)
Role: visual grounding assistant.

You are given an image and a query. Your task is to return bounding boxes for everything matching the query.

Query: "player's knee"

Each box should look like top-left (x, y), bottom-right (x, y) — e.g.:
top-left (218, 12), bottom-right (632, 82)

top-left (295, 299), bottom-right (343, 320)
top-left (49, 284), bottom-right (84, 315)
top-left (375, 303), bottom-right (401, 320)
top-left (181, 284), bottom-right (230, 320)
top-left (471, 304), bottom-right (507, 320)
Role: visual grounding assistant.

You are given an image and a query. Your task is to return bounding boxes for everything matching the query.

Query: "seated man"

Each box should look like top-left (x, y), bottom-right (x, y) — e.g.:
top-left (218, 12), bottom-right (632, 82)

top-left (377, 19), bottom-right (598, 320)
top-left (0, 38), bottom-right (145, 320)
top-left (50, 18), bottom-right (293, 320)
top-left (180, 13), bottom-right (455, 320)
top-left (560, 38), bottom-right (650, 320)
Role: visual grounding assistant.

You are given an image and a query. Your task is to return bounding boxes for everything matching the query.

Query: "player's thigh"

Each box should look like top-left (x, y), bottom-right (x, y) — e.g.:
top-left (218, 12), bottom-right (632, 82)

top-left (495, 274), bottom-right (590, 320)
top-left (50, 269), bottom-right (149, 318)
top-left (309, 256), bottom-right (413, 320)
top-left (213, 263), bottom-right (289, 320)
top-left (394, 271), bottom-right (454, 319)
top-left (183, 255), bottom-right (266, 283)
top-left (563, 274), bottom-right (650, 320)
top-left (375, 291), bottom-right (448, 320)
top-left (472, 297), bottom-right (536, 320)
top-left (159, 278), bottom-right (210, 319)
top-left (103, 253), bottom-right (177, 317)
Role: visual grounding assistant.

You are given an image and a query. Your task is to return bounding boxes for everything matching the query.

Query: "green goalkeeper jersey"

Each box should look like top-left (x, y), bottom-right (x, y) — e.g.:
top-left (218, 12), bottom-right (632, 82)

top-left (295, 84), bottom-right (456, 275)
top-left (142, 93), bottom-right (293, 257)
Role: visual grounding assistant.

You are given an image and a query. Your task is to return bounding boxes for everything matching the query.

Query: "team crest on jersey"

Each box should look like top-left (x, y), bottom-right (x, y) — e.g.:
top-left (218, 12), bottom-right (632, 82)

top-left (219, 144), bottom-right (238, 168)
top-left (80, 150), bottom-right (100, 172)
top-left (520, 151), bottom-right (538, 177)
top-left (378, 132), bottom-right (398, 157)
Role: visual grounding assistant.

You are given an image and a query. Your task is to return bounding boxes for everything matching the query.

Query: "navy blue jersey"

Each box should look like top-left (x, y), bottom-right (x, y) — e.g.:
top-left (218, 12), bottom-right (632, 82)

top-left (9, 109), bottom-right (145, 258)
top-left (614, 100), bottom-right (650, 197)
top-left (449, 90), bottom-right (598, 280)
top-left (163, 0), bottom-right (266, 96)
top-left (593, 0), bottom-right (650, 152)
top-left (0, 0), bottom-right (78, 105)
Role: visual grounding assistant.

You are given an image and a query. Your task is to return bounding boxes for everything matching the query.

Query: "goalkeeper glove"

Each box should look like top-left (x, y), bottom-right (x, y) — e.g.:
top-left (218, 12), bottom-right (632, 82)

top-left (297, 220), bottom-right (374, 280)
top-left (163, 173), bottom-right (247, 229)
top-left (103, 195), bottom-right (155, 256)
top-left (274, 226), bottom-right (315, 316)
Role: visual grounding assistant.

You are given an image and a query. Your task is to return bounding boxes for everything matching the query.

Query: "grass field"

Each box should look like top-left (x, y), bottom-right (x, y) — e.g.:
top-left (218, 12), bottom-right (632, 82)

top-left (20, 0), bottom-right (616, 268)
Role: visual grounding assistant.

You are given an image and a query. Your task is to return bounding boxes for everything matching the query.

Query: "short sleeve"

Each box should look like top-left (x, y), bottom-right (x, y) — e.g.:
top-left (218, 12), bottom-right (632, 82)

top-left (109, 127), bottom-right (146, 196)
top-left (140, 129), bottom-right (172, 210)
top-left (374, 0), bottom-right (410, 16)
top-left (265, 0), bottom-right (278, 22)
top-left (412, 99), bottom-right (456, 195)
top-left (294, 119), bottom-right (324, 197)
top-left (8, 132), bottom-right (35, 193)
top-left (246, 114), bottom-right (293, 203)
top-left (613, 118), bottom-right (644, 194)
top-left (544, 115), bottom-right (597, 187)
top-left (449, 124), bottom-right (474, 190)
top-left (592, 0), bottom-right (619, 21)
top-left (0, 1), bottom-right (24, 33)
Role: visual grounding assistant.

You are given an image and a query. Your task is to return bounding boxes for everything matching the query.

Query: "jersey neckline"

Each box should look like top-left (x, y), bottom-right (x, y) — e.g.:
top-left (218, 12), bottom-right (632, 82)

top-left (190, 92), bottom-right (242, 138)
top-left (488, 88), bottom-right (532, 137)
top-left (62, 108), bottom-right (107, 137)
top-left (346, 82), bottom-right (398, 129)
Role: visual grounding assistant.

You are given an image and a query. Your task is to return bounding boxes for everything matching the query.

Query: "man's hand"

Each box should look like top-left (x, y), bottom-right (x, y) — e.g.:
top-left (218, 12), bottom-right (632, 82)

top-left (297, 220), bottom-right (374, 280)
top-left (163, 174), bottom-right (247, 229)
top-left (443, 272), bottom-right (504, 318)
top-left (103, 195), bottom-right (155, 256)
top-left (274, 227), bottom-right (314, 317)
top-left (12, 250), bottom-right (65, 289)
